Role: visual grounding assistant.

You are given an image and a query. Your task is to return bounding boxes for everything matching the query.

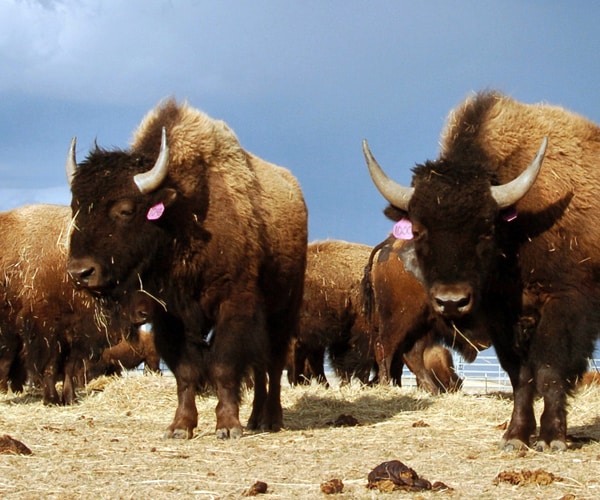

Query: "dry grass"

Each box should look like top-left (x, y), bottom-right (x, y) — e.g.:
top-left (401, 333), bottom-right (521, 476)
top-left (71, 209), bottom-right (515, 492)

top-left (0, 373), bottom-right (599, 499)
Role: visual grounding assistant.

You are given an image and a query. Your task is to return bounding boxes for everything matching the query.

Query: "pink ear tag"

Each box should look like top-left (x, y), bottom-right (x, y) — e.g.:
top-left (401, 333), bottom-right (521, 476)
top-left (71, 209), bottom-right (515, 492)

top-left (393, 218), bottom-right (413, 240)
top-left (147, 202), bottom-right (165, 221)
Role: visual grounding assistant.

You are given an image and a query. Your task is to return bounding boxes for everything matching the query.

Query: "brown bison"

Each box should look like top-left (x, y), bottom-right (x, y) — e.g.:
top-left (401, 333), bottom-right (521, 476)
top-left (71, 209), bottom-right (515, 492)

top-left (289, 240), bottom-right (375, 386)
top-left (0, 204), bottom-right (128, 404)
top-left (290, 239), bottom-right (473, 393)
top-left (84, 324), bottom-right (161, 381)
top-left (66, 99), bottom-right (308, 439)
top-left (418, 342), bottom-right (463, 392)
top-left (0, 282), bottom-right (26, 393)
top-left (364, 90), bottom-right (600, 451)
top-left (364, 236), bottom-right (489, 391)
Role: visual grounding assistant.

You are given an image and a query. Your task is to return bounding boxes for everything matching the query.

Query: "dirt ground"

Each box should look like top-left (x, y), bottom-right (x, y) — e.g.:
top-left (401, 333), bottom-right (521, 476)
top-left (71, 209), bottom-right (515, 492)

top-left (0, 372), bottom-right (599, 499)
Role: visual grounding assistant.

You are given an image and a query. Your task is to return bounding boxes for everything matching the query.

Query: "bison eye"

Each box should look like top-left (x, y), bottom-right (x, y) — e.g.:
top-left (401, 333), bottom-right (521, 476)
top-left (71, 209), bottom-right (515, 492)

top-left (110, 200), bottom-right (136, 221)
top-left (411, 222), bottom-right (426, 242)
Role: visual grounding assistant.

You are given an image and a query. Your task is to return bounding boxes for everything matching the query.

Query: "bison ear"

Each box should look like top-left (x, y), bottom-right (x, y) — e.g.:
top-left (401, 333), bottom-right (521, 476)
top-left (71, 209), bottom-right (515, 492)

top-left (158, 188), bottom-right (178, 208)
top-left (383, 204), bottom-right (408, 222)
top-left (146, 189), bottom-right (178, 221)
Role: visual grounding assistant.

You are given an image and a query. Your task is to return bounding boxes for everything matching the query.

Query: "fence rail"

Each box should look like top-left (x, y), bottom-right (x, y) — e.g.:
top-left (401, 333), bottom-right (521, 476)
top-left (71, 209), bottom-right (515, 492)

top-left (400, 354), bottom-right (600, 394)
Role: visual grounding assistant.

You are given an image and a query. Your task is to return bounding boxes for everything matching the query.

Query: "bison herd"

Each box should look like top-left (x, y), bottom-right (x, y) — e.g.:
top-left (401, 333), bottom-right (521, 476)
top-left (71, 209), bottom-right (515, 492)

top-left (1, 91), bottom-right (599, 452)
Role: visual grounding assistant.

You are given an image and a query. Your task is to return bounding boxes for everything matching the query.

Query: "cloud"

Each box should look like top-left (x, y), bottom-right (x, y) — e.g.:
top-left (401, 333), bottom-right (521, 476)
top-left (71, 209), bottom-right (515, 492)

top-left (1, 1), bottom-right (302, 105)
top-left (0, 1), bottom-right (492, 107)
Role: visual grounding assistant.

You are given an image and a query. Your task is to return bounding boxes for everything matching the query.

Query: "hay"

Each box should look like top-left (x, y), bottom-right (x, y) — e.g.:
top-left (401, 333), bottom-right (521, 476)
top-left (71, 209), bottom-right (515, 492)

top-left (0, 373), bottom-right (599, 499)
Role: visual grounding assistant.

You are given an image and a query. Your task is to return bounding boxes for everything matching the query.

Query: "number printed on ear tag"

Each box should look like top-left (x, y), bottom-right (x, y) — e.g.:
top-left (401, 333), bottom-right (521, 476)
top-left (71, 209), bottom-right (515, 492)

top-left (393, 218), bottom-right (413, 240)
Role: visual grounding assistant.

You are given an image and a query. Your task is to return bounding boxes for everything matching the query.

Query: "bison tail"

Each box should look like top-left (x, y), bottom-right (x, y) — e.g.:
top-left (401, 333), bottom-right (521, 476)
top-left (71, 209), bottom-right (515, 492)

top-left (361, 236), bottom-right (393, 321)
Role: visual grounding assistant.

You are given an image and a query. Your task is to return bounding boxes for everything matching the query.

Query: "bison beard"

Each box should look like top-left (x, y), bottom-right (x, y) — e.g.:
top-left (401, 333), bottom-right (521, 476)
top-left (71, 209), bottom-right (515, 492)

top-left (66, 99), bottom-right (307, 439)
top-left (364, 90), bottom-right (600, 452)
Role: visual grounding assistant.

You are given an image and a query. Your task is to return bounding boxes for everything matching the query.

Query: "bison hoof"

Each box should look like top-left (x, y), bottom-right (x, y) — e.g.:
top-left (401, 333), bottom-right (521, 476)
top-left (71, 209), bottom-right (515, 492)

top-left (43, 398), bottom-right (62, 406)
top-left (246, 418), bottom-right (283, 433)
top-left (216, 427), bottom-right (243, 440)
top-left (163, 427), bottom-right (193, 439)
top-left (534, 439), bottom-right (567, 453)
top-left (498, 438), bottom-right (529, 452)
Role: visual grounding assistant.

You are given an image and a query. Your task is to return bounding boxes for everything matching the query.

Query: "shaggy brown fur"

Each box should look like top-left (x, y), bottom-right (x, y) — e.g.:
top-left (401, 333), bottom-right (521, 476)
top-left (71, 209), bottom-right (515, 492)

top-left (290, 240), bottom-right (375, 385)
top-left (441, 91), bottom-right (600, 276)
top-left (368, 90), bottom-right (600, 451)
top-left (290, 239), bottom-right (465, 394)
top-left (0, 204), bottom-right (137, 404)
top-left (365, 236), bottom-right (488, 392)
top-left (68, 99), bottom-right (308, 439)
top-left (84, 326), bottom-right (161, 381)
top-left (578, 371), bottom-right (600, 386)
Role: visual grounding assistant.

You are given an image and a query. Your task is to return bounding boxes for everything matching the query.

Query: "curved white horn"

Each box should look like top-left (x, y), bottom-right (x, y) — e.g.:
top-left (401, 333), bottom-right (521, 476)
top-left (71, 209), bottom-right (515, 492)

top-left (491, 137), bottom-right (547, 208)
top-left (66, 137), bottom-right (77, 187)
top-left (133, 127), bottom-right (170, 194)
top-left (363, 139), bottom-right (413, 211)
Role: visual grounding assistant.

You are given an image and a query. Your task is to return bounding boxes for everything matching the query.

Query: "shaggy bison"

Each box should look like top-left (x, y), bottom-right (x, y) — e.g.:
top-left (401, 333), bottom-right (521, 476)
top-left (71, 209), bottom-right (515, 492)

top-left (66, 99), bottom-right (308, 439)
top-left (364, 236), bottom-right (489, 392)
top-left (0, 204), bottom-right (128, 404)
top-left (289, 240), bottom-right (375, 386)
top-left (84, 324), bottom-right (161, 381)
top-left (364, 90), bottom-right (600, 451)
top-left (290, 239), bottom-right (472, 393)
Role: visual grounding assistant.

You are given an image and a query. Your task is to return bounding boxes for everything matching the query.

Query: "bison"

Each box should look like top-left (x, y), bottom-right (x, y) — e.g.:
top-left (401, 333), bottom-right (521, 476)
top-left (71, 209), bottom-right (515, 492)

top-left (83, 324), bottom-right (161, 381)
top-left (364, 90), bottom-right (600, 451)
top-left (364, 236), bottom-right (488, 391)
top-left (66, 99), bottom-right (308, 439)
top-left (0, 204), bottom-right (128, 404)
top-left (290, 239), bottom-right (474, 393)
top-left (0, 281), bottom-right (26, 393)
top-left (289, 240), bottom-right (375, 386)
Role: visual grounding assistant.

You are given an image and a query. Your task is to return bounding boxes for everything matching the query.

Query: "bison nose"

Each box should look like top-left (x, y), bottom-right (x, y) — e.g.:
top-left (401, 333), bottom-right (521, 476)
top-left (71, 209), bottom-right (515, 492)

top-left (431, 283), bottom-right (473, 318)
top-left (67, 257), bottom-right (100, 288)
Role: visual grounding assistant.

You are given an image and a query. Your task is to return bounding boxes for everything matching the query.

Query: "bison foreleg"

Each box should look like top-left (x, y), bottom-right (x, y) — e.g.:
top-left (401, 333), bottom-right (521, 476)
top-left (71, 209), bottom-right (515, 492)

top-left (374, 337), bottom-right (391, 386)
top-left (247, 367), bottom-right (268, 431)
top-left (499, 364), bottom-right (536, 451)
top-left (165, 370), bottom-right (198, 439)
top-left (213, 362), bottom-right (243, 439)
top-left (535, 365), bottom-right (568, 452)
top-left (41, 366), bottom-right (61, 405)
top-left (247, 363), bottom-right (285, 433)
top-left (266, 361), bottom-right (284, 431)
top-left (61, 357), bottom-right (83, 405)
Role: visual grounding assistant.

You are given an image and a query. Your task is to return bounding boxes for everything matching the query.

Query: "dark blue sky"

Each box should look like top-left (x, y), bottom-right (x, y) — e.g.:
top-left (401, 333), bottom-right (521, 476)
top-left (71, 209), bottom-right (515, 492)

top-left (2, 1), bottom-right (600, 246)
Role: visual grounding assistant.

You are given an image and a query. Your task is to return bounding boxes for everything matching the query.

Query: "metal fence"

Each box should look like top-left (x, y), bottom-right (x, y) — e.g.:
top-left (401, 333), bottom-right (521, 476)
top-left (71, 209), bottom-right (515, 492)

top-left (400, 352), bottom-right (600, 394)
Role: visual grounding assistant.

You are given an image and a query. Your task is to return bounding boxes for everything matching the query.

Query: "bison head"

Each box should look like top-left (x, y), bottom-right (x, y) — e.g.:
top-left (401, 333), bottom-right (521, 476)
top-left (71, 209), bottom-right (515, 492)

top-left (66, 128), bottom-right (178, 296)
top-left (363, 137), bottom-right (547, 321)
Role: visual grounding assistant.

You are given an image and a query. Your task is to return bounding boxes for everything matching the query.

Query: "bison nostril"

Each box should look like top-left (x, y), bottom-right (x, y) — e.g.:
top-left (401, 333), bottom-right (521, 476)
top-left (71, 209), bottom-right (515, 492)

top-left (67, 257), bottom-right (102, 288)
top-left (456, 295), bottom-right (471, 310)
top-left (68, 266), bottom-right (94, 284)
top-left (79, 267), bottom-right (95, 280)
top-left (431, 283), bottom-right (473, 318)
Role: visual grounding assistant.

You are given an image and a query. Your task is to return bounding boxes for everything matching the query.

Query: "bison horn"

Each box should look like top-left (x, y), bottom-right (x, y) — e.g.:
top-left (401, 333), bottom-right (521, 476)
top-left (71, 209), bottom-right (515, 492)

top-left (490, 136), bottom-right (547, 209)
top-left (66, 137), bottom-right (77, 186)
top-left (362, 139), bottom-right (414, 211)
top-left (133, 127), bottom-right (170, 194)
